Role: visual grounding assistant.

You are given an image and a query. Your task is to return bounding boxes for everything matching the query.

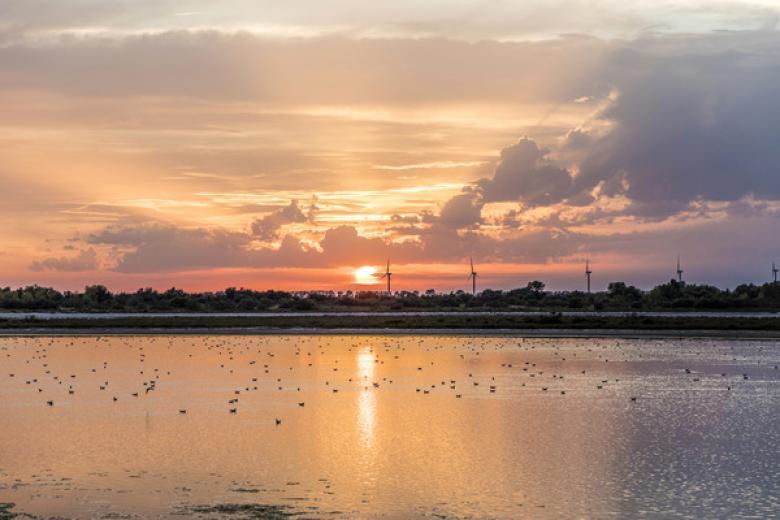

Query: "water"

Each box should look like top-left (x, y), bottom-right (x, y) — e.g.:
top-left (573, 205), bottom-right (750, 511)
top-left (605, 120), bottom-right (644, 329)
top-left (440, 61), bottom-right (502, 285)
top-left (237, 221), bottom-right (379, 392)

top-left (1, 335), bottom-right (778, 518)
top-left (0, 310), bottom-right (777, 320)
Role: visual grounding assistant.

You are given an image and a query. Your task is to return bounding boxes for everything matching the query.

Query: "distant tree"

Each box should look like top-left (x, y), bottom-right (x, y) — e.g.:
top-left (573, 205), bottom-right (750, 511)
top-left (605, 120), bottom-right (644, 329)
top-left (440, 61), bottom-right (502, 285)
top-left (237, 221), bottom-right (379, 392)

top-left (608, 282), bottom-right (642, 300)
top-left (1, 274), bottom-right (779, 313)
top-left (84, 285), bottom-right (112, 306)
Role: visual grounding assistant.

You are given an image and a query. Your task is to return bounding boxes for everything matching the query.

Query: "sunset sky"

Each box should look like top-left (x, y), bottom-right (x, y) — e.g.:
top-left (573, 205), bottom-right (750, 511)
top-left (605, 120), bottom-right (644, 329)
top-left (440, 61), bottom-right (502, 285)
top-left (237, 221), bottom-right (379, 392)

top-left (1, 0), bottom-right (779, 292)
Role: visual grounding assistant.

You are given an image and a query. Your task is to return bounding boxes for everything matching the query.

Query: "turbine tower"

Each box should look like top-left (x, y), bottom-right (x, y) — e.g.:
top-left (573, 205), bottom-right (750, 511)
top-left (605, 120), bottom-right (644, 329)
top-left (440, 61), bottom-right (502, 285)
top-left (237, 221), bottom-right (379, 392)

top-left (676, 255), bottom-right (684, 283)
top-left (380, 259), bottom-right (392, 295)
top-left (585, 257), bottom-right (592, 294)
top-left (468, 257), bottom-right (478, 296)
top-left (773, 261), bottom-right (778, 284)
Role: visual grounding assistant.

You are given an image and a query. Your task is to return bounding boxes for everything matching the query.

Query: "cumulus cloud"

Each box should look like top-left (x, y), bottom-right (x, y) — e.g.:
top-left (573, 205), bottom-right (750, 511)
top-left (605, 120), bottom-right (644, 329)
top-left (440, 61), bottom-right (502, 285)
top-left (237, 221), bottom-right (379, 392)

top-left (251, 199), bottom-right (314, 241)
top-left (86, 222), bottom-right (405, 272)
top-left (390, 214), bottom-right (420, 224)
top-left (29, 248), bottom-right (98, 272)
top-left (478, 138), bottom-right (576, 206)
top-left (431, 137), bottom-right (586, 229)
top-left (574, 34), bottom-right (780, 217)
top-left (80, 217), bottom-right (590, 273)
top-left (562, 128), bottom-right (593, 150)
top-left (6, 24), bottom-right (780, 288)
top-left (428, 31), bottom-right (780, 230)
top-left (438, 189), bottom-right (484, 228)
top-left (87, 224), bottom-right (264, 272)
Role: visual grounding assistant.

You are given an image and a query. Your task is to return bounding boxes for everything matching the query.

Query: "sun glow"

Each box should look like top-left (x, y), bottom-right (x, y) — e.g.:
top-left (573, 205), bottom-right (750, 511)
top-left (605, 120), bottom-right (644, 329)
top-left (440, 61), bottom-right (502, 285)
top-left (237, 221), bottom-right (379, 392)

top-left (354, 265), bottom-right (379, 285)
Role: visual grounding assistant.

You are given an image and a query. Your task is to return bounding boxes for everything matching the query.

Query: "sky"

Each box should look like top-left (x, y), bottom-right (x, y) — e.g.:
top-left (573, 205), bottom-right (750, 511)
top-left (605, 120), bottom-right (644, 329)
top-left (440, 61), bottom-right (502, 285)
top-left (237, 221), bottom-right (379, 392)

top-left (1, 0), bottom-right (780, 292)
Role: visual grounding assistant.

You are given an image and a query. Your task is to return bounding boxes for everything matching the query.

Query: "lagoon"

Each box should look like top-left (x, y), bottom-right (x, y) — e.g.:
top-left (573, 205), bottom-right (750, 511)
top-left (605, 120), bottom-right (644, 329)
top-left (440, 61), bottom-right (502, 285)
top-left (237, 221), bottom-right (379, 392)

top-left (1, 335), bottom-right (779, 518)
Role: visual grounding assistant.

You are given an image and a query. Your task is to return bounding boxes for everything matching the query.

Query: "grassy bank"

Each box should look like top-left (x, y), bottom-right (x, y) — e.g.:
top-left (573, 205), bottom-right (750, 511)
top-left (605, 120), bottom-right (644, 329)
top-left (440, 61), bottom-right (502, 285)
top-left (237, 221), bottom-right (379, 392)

top-left (2, 314), bottom-right (780, 331)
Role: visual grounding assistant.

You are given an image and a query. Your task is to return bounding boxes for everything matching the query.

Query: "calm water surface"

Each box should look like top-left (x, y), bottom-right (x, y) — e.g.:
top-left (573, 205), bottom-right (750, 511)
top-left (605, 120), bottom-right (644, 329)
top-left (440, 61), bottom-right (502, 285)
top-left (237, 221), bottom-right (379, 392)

top-left (1, 335), bottom-right (779, 518)
top-left (1, 310), bottom-right (777, 319)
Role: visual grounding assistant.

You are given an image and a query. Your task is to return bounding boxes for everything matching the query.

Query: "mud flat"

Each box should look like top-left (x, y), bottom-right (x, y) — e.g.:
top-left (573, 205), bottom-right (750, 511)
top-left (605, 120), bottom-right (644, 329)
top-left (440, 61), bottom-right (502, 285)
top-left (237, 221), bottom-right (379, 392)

top-left (2, 313), bottom-right (780, 337)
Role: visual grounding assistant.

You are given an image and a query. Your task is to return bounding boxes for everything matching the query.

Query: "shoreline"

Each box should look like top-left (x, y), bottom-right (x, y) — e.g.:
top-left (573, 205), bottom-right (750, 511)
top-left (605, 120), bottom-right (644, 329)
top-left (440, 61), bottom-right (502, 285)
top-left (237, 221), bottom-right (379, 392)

top-left (1, 310), bottom-right (778, 319)
top-left (3, 314), bottom-right (780, 331)
top-left (2, 327), bottom-right (780, 339)
top-left (2, 313), bottom-right (779, 339)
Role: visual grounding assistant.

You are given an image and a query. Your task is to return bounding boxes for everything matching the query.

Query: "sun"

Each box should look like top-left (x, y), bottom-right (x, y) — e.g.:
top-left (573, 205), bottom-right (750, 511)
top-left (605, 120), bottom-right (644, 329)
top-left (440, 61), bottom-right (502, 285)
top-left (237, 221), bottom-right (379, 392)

top-left (354, 265), bottom-right (379, 285)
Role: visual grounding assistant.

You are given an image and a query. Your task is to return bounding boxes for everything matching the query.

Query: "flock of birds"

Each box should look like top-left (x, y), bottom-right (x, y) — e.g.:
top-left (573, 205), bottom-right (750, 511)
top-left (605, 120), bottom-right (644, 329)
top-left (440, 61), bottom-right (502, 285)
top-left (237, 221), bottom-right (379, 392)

top-left (1, 334), bottom-right (778, 520)
top-left (1, 335), bottom-right (777, 427)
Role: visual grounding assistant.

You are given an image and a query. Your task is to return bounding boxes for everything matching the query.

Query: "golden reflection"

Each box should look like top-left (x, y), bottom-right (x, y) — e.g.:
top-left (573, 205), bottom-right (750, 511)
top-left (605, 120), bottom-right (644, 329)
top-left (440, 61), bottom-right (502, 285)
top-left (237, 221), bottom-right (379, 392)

top-left (7, 335), bottom-right (764, 518)
top-left (356, 347), bottom-right (376, 449)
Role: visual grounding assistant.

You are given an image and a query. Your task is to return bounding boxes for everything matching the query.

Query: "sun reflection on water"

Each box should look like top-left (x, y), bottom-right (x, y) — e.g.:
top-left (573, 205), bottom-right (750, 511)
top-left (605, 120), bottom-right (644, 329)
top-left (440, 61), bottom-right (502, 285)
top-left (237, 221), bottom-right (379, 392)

top-left (3, 335), bottom-right (778, 518)
top-left (356, 347), bottom-right (376, 450)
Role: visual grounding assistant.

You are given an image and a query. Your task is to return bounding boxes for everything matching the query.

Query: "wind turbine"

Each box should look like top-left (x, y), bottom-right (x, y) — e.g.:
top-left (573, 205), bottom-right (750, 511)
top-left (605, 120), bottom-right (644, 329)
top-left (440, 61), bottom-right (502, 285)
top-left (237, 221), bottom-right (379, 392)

top-left (380, 259), bottom-right (392, 295)
top-left (773, 261), bottom-right (778, 283)
top-left (585, 257), bottom-right (592, 294)
top-left (676, 255), bottom-right (684, 283)
top-left (468, 257), bottom-right (478, 295)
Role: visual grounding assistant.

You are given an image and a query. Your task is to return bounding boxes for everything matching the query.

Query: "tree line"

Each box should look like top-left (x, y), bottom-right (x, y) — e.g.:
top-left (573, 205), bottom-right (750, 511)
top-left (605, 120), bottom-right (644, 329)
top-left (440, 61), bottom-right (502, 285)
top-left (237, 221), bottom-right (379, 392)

top-left (1, 279), bottom-right (779, 312)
